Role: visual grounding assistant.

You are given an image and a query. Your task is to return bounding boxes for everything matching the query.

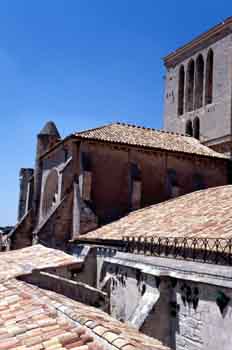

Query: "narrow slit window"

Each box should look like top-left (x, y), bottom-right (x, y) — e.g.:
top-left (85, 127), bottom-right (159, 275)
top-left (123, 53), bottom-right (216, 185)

top-left (205, 49), bottom-right (214, 105)
top-left (178, 65), bottom-right (185, 116)
top-left (193, 117), bottom-right (200, 140)
top-left (185, 59), bottom-right (195, 112)
top-left (186, 120), bottom-right (193, 136)
top-left (195, 55), bottom-right (204, 109)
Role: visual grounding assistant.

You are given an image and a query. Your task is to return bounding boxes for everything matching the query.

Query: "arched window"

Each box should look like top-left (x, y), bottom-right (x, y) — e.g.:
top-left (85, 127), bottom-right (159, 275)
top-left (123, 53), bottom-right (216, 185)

top-left (185, 59), bottom-right (195, 112)
top-left (205, 49), bottom-right (214, 105)
top-left (42, 169), bottom-right (59, 217)
top-left (193, 117), bottom-right (200, 140)
top-left (178, 65), bottom-right (185, 116)
top-left (195, 55), bottom-right (204, 109)
top-left (186, 120), bottom-right (193, 136)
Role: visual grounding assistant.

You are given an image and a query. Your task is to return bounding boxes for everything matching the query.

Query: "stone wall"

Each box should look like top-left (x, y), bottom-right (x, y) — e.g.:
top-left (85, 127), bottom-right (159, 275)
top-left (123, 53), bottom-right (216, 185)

top-left (36, 191), bottom-right (73, 250)
top-left (39, 142), bottom-right (73, 224)
top-left (11, 209), bottom-right (34, 250)
top-left (174, 280), bottom-right (232, 350)
top-left (93, 253), bottom-right (232, 350)
top-left (98, 260), bottom-right (172, 347)
top-left (18, 168), bottom-right (34, 221)
top-left (27, 138), bottom-right (228, 249)
top-left (78, 141), bottom-right (228, 225)
top-left (22, 269), bottom-right (109, 312)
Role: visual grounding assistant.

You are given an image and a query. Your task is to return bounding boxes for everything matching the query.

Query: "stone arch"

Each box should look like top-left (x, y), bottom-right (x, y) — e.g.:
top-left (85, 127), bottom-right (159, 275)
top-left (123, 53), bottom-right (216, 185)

top-left (193, 117), bottom-right (200, 140)
top-left (185, 59), bottom-right (195, 112)
top-left (185, 120), bottom-right (193, 136)
top-left (178, 65), bottom-right (185, 116)
top-left (42, 169), bottom-right (59, 217)
top-left (195, 54), bottom-right (204, 109)
top-left (205, 49), bottom-right (214, 105)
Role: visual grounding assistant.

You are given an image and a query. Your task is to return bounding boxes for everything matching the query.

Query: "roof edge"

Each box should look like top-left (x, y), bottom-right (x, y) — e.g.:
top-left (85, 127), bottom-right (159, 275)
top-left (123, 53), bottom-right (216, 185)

top-left (163, 17), bottom-right (232, 67)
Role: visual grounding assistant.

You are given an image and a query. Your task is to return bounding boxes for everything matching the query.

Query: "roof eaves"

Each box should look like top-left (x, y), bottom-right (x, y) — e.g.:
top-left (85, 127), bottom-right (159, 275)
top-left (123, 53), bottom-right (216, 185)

top-left (74, 134), bottom-right (228, 161)
top-left (163, 16), bottom-right (232, 66)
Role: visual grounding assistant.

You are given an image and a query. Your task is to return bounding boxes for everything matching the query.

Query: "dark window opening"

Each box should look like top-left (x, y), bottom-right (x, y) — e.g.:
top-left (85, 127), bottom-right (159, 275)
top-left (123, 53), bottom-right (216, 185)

top-left (185, 60), bottom-right (195, 112)
top-left (193, 117), bottom-right (200, 140)
top-left (178, 65), bottom-right (185, 116)
top-left (193, 174), bottom-right (205, 191)
top-left (167, 169), bottom-right (179, 198)
top-left (195, 55), bottom-right (204, 109)
top-left (205, 49), bottom-right (214, 105)
top-left (130, 163), bottom-right (141, 181)
top-left (130, 163), bottom-right (142, 210)
top-left (81, 152), bottom-right (91, 171)
top-left (185, 120), bottom-right (193, 136)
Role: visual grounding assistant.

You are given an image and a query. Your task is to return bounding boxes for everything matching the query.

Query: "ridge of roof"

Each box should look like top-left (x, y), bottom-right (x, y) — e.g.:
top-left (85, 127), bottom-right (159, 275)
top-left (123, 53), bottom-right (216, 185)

top-left (76, 122), bottom-right (116, 135)
top-left (0, 244), bottom-right (78, 281)
top-left (74, 122), bottom-right (228, 160)
top-left (76, 122), bottom-right (190, 138)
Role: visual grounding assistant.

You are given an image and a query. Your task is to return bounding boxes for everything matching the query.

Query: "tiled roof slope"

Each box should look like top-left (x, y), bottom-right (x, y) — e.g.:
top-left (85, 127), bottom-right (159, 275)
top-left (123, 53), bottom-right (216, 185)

top-left (0, 244), bottom-right (78, 281)
top-left (0, 279), bottom-right (103, 350)
top-left (0, 278), bottom-right (168, 350)
top-left (76, 123), bottom-right (228, 159)
top-left (83, 185), bottom-right (232, 240)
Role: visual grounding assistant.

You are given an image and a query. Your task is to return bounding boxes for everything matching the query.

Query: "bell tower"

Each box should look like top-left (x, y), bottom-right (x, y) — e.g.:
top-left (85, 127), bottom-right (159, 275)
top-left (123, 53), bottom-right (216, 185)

top-left (163, 17), bottom-right (232, 156)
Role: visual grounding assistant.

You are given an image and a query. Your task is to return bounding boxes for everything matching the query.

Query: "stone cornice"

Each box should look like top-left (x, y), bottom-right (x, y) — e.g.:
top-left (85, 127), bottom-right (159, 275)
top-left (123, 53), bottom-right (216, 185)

top-left (164, 17), bottom-right (232, 68)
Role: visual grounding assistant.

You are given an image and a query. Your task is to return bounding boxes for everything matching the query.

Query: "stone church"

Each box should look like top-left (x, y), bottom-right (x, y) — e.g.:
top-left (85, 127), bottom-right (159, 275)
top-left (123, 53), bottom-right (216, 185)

top-left (9, 120), bottom-right (228, 250)
top-left (2, 17), bottom-right (232, 350)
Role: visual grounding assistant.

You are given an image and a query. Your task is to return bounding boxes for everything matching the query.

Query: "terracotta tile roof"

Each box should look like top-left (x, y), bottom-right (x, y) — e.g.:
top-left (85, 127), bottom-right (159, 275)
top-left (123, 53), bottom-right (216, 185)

top-left (0, 244), bottom-right (78, 281)
top-left (75, 123), bottom-right (228, 159)
top-left (83, 185), bottom-right (232, 240)
top-left (0, 279), bottom-right (169, 350)
top-left (40, 289), bottom-right (168, 350)
top-left (0, 279), bottom-right (103, 350)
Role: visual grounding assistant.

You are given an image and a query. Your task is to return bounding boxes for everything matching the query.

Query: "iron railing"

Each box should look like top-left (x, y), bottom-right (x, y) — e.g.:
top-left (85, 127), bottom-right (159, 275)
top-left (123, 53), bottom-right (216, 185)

top-left (122, 236), bottom-right (232, 266)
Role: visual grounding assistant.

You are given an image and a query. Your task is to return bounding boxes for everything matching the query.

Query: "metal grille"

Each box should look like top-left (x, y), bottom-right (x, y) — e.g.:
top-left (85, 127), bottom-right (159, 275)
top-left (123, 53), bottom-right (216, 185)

top-left (122, 236), bottom-right (232, 266)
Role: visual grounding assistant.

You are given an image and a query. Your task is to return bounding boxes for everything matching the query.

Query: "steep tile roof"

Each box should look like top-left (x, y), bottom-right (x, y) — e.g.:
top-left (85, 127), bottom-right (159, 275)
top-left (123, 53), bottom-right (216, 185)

top-left (83, 185), bottom-right (232, 240)
top-left (0, 244), bottom-right (78, 281)
top-left (0, 279), bottom-right (168, 350)
top-left (75, 123), bottom-right (228, 159)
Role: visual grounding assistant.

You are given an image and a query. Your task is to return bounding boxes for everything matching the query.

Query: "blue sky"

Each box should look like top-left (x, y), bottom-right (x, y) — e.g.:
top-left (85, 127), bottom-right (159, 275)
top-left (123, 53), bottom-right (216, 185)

top-left (0, 0), bottom-right (231, 225)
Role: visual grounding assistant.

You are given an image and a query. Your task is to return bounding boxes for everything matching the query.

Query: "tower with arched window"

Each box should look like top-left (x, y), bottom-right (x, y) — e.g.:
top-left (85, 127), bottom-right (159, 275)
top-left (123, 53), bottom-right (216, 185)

top-left (163, 17), bottom-right (232, 156)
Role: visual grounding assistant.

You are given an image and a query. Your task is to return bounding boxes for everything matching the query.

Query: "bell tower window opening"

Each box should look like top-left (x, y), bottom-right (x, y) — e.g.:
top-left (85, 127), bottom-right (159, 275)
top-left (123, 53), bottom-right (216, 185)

top-left (178, 65), bottom-right (185, 116)
top-left (193, 117), bottom-right (200, 140)
top-left (195, 55), bottom-right (204, 109)
top-left (186, 120), bottom-right (193, 136)
top-left (205, 49), bottom-right (214, 105)
top-left (186, 59), bottom-right (195, 112)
